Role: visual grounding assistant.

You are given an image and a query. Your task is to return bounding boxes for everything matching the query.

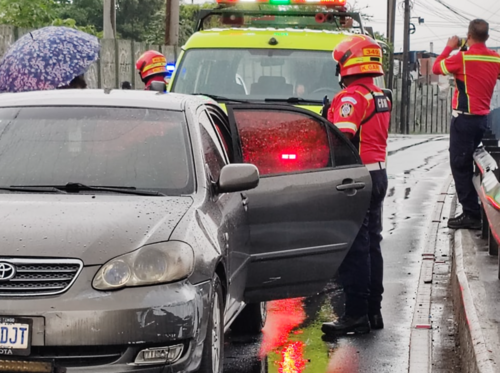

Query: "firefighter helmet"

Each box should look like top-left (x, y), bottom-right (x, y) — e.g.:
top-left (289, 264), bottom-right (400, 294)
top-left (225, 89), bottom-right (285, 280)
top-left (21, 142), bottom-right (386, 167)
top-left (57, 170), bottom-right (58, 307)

top-left (333, 35), bottom-right (384, 78)
top-left (135, 50), bottom-right (168, 82)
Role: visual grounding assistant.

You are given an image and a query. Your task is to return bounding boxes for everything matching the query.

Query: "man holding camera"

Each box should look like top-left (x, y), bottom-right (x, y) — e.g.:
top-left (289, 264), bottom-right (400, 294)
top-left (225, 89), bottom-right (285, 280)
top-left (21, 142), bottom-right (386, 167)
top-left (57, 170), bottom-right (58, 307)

top-left (433, 19), bottom-right (500, 230)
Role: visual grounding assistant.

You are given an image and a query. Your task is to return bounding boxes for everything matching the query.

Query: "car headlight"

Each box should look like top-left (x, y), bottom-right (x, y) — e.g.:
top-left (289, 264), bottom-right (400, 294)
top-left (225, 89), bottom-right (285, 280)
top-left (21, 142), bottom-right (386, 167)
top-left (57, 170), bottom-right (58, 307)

top-left (93, 241), bottom-right (194, 290)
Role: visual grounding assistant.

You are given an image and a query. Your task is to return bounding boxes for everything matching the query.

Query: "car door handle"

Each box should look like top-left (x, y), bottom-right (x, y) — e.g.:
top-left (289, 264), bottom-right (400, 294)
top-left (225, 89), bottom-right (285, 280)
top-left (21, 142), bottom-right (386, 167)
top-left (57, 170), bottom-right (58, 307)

top-left (336, 182), bottom-right (366, 191)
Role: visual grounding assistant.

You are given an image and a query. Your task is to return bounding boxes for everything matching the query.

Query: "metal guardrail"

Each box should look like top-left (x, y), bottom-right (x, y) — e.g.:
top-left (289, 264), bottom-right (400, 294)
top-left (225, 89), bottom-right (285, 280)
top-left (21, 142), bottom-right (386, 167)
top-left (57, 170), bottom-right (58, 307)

top-left (474, 147), bottom-right (500, 210)
top-left (473, 147), bottom-right (500, 277)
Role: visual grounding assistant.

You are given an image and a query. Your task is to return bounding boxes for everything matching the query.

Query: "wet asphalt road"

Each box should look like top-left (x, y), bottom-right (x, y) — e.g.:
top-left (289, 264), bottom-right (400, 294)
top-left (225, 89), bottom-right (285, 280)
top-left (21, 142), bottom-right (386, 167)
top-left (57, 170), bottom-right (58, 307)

top-left (223, 135), bottom-right (451, 373)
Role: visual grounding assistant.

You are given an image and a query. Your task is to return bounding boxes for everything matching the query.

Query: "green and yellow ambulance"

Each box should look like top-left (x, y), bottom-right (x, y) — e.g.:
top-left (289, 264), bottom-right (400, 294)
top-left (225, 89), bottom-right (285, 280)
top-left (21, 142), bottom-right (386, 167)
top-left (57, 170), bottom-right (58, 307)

top-left (168, 0), bottom-right (385, 114)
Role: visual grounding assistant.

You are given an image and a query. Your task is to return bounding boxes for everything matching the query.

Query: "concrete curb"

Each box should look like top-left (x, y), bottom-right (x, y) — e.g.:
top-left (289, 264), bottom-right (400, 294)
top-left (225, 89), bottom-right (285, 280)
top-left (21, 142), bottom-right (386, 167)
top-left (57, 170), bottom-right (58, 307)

top-left (451, 207), bottom-right (496, 373)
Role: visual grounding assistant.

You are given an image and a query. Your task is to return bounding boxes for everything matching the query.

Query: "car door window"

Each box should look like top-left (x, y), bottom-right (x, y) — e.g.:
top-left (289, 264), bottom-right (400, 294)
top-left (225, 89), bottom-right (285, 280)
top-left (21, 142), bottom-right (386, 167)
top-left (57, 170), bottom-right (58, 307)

top-left (199, 110), bottom-right (227, 181)
top-left (230, 109), bottom-right (332, 175)
top-left (328, 128), bottom-right (360, 167)
top-left (207, 107), bottom-right (234, 162)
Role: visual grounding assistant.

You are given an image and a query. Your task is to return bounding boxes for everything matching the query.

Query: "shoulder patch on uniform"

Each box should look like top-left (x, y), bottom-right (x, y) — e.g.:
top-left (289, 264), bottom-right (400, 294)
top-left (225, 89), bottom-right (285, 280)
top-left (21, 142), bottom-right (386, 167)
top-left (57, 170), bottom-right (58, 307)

top-left (341, 96), bottom-right (358, 105)
top-left (340, 103), bottom-right (354, 118)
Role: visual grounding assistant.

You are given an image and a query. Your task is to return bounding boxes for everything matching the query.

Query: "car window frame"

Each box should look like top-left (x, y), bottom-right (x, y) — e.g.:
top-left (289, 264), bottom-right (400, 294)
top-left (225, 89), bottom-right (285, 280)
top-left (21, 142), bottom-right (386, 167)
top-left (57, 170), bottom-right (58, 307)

top-left (206, 104), bottom-right (234, 162)
top-left (197, 107), bottom-right (229, 184)
top-left (225, 104), bottom-right (362, 177)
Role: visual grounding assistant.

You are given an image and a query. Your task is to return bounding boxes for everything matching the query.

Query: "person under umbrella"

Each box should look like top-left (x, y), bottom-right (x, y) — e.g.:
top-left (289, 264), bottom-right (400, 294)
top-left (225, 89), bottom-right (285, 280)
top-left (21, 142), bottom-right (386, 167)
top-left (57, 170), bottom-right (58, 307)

top-left (0, 26), bottom-right (99, 93)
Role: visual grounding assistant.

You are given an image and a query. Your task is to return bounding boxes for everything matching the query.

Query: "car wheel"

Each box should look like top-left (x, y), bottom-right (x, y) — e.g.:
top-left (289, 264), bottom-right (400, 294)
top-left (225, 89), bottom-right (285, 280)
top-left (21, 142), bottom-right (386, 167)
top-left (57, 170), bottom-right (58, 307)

top-left (199, 275), bottom-right (224, 373)
top-left (230, 302), bottom-right (267, 335)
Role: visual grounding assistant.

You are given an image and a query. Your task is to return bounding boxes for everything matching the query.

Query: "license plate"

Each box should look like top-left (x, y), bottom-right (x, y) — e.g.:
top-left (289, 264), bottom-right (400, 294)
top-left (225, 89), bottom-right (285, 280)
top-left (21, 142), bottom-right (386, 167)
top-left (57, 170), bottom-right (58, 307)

top-left (0, 317), bottom-right (32, 356)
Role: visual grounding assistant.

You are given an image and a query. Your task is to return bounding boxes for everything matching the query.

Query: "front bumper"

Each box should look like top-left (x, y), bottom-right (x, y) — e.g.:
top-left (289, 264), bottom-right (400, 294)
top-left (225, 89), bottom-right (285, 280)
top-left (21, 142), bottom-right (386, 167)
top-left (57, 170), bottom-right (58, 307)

top-left (0, 266), bottom-right (212, 372)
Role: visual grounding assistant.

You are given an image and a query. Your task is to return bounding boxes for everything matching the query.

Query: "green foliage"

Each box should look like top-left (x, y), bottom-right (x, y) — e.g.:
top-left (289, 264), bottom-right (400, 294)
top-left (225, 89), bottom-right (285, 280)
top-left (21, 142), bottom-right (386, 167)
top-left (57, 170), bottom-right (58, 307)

top-left (0, 0), bottom-right (58, 28)
top-left (373, 31), bottom-right (393, 77)
top-left (51, 17), bottom-right (103, 37)
top-left (0, 0), bottom-right (102, 36)
top-left (56, 0), bottom-right (104, 34)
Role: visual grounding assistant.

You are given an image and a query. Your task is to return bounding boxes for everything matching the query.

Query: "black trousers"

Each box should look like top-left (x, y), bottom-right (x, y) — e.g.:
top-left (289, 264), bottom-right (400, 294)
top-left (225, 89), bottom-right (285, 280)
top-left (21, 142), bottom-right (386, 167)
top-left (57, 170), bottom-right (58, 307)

top-left (449, 113), bottom-right (488, 219)
top-left (339, 169), bottom-right (388, 317)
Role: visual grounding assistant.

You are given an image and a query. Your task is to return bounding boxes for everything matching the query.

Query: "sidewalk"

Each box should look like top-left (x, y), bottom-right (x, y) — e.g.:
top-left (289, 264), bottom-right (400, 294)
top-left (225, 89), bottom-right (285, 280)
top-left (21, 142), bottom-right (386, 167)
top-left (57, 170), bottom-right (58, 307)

top-left (386, 134), bottom-right (448, 155)
top-left (450, 187), bottom-right (500, 373)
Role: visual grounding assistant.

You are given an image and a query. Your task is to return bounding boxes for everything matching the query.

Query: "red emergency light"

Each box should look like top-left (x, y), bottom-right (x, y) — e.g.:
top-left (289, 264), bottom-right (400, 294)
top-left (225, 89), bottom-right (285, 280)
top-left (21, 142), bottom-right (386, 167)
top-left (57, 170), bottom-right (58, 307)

top-left (281, 154), bottom-right (297, 160)
top-left (216, 0), bottom-right (347, 6)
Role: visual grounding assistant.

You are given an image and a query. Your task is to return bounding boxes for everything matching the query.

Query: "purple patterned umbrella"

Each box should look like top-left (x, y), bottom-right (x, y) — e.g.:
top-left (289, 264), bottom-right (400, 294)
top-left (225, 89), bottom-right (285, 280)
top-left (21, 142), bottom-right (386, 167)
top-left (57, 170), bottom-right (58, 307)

top-left (0, 26), bottom-right (100, 93)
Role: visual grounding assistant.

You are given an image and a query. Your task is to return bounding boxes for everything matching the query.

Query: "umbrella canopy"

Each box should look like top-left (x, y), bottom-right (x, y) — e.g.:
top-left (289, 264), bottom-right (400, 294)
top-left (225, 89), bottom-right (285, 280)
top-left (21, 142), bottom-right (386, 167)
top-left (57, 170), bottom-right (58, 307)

top-left (0, 26), bottom-right (100, 93)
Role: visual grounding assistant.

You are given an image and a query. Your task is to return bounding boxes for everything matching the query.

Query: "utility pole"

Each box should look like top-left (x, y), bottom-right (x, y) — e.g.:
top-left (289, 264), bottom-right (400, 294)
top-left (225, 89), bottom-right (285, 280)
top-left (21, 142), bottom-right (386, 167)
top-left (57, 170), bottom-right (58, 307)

top-left (165, 0), bottom-right (180, 46)
top-left (103, 0), bottom-right (116, 39)
top-left (386, 0), bottom-right (396, 90)
top-left (401, 0), bottom-right (411, 134)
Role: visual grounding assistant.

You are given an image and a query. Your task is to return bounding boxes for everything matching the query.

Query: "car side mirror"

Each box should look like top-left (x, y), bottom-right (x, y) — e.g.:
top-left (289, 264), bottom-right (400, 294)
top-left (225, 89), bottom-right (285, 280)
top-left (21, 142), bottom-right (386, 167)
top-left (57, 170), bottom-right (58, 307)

top-left (218, 164), bottom-right (259, 194)
top-left (150, 81), bottom-right (167, 93)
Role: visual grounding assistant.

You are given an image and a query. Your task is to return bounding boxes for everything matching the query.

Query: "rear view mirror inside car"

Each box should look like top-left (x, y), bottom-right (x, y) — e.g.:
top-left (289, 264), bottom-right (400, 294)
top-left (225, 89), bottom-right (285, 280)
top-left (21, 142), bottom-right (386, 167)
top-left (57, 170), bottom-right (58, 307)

top-left (260, 57), bottom-right (285, 67)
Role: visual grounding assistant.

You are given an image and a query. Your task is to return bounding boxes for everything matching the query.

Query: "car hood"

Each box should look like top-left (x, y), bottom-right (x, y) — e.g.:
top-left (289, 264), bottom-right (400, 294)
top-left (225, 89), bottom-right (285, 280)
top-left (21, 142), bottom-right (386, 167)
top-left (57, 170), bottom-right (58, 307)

top-left (0, 194), bottom-right (193, 265)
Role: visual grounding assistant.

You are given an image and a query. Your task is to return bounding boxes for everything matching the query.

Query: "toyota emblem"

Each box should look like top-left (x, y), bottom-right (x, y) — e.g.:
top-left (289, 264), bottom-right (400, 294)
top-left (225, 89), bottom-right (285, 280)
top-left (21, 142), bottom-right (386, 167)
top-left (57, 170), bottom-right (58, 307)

top-left (0, 262), bottom-right (16, 281)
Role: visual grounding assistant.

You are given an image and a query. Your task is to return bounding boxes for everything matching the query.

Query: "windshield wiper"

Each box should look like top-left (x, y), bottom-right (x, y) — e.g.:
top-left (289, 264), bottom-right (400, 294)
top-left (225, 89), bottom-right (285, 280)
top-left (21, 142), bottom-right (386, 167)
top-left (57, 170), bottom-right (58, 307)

top-left (0, 186), bottom-right (67, 194)
top-left (11, 183), bottom-right (165, 196)
top-left (264, 97), bottom-right (323, 104)
top-left (192, 93), bottom-right (249, 103)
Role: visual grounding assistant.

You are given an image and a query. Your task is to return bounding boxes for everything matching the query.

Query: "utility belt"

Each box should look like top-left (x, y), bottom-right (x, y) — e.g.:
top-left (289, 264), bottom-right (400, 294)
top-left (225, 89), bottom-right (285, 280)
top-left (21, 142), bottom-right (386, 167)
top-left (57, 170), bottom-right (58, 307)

top-left (365, 161), bottom-right (386, 171)
top-left (452, 110), bottom-right (486, 117)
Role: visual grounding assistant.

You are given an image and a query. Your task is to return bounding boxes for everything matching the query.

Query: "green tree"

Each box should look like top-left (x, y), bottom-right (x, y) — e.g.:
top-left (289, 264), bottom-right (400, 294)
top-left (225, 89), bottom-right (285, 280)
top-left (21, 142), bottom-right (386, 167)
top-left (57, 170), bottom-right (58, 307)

top-left (0, 0), bottom-right (101, 35)
top-left (56, 0), bottom-right (104, 33)
top-left (0, 0), bottom-right (58, 28)
top-left (57, 0), bottom-right (165, 41)
top-left (143, 3), bottom-right (215, 46)
top-left (374, 31), bottom-right (393, 77)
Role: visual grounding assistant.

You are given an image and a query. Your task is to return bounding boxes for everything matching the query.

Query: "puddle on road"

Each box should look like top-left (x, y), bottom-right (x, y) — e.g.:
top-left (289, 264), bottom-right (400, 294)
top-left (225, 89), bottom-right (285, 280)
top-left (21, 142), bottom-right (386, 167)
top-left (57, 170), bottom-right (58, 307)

top-left (225, 287), bottom-right (363, 373)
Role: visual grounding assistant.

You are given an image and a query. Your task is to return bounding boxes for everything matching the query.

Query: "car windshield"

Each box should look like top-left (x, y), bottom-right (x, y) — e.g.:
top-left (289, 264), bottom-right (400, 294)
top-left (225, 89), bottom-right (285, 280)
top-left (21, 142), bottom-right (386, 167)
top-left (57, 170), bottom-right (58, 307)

top-left (171, 48), bottom-right (341, 102)
top-left (0, 107), bottom-right (194, 195)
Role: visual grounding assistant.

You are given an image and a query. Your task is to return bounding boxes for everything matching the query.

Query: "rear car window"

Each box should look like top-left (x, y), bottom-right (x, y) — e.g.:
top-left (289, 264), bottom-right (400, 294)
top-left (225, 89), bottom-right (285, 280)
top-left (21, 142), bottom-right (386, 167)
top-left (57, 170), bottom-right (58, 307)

top-left (0, 107), bottom-right (194, 195)
top-left (172, 48), bottom-right (341, 101)
top-left (233, 110), bottom-right (331, 175)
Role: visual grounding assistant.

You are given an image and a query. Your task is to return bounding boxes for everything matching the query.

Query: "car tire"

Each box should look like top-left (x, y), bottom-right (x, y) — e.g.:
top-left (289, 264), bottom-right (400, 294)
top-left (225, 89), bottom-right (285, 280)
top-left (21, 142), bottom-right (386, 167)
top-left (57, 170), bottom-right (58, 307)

top-left (199, 275), bottom-right (224, 373)
top-left (230, 302), bottom-right (267, 335)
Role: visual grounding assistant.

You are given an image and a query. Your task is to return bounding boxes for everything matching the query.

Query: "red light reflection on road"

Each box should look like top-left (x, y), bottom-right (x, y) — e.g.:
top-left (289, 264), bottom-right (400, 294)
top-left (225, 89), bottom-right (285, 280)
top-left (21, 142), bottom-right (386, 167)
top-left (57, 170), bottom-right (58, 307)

top-left (279, 341), bottom-right (307, 373)
top-left (259, 298), bottom-right (306, 358)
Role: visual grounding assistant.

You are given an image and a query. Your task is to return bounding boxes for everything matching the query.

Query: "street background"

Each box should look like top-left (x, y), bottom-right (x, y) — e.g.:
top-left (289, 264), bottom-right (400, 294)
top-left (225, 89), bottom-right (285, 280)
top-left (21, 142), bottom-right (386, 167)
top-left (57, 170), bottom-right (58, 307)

top-left (223, 134), bottom-right (457, 373)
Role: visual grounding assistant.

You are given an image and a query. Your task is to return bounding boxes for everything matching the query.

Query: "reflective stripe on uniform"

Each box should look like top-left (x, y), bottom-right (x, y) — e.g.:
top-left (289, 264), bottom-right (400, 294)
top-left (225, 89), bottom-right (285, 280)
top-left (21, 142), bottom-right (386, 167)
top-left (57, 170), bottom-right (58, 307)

top-left (335, 122), bottom-right (358, 132)
top-left (463, 53), bottom-right (471, 112)
top-left (142, 61), bottom-right (167, 72)
top-left (464, 55), bottom-right (500, 63)
top-left (440, 60), bottom-right (450, 75)
top-left (343, 56), bottom-right (382, 68)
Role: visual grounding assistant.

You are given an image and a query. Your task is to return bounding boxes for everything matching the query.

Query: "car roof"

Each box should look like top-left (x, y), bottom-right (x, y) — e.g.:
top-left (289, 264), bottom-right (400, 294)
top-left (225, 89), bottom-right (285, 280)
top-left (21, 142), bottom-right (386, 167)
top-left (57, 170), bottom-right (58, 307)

top-left (183, 28), bottom-right (353, 51)
top-left (0, 89), bottom-right (211, 111)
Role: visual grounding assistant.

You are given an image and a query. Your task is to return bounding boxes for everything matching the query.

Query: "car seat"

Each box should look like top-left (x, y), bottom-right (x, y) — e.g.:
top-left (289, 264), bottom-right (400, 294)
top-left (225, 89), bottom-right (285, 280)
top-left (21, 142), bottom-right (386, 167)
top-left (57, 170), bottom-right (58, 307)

top-left (250, 76), bottom-right (293, 96)
top-left (206, 61), bottom-right (246, 96)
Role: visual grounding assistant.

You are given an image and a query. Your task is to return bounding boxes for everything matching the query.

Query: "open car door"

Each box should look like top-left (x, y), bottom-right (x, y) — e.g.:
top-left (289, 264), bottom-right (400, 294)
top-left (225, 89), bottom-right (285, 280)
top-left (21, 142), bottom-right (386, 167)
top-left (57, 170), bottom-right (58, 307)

top-left (226, 104), bottom-right (372, 303)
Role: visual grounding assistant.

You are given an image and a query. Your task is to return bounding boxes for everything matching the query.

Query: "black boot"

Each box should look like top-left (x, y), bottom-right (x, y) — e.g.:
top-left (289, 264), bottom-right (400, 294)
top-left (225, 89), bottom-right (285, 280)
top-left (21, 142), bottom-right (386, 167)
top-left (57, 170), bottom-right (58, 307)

top-left (369, 311), bottom-right (384, 330)
top-left (447, 213), bottom-right (481, 230)
top-left (448, 212), bottom-right (465, 224)
top-left (322, 314), bottom-right (370, 336)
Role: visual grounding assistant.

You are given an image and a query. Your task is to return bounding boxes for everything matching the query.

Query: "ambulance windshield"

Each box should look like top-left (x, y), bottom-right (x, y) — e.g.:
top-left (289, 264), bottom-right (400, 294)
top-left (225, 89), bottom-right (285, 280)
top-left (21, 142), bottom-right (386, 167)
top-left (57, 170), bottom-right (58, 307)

top-left (171, 48), bottom-right (342, 102)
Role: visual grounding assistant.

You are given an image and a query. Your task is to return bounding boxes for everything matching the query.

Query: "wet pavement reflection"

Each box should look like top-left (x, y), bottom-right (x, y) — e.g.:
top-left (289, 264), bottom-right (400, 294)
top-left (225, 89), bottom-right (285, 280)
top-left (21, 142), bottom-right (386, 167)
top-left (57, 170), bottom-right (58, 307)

top-left (224, 284), bottom-right (366, 373)
top-left (224, 136), bottom-right (452, 373)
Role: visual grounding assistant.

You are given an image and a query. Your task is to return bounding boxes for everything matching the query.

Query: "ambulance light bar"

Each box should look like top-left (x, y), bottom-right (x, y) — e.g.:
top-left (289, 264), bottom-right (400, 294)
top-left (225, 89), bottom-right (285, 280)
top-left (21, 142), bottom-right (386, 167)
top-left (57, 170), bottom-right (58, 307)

top-left (216, 0), bottom-right (347, 6)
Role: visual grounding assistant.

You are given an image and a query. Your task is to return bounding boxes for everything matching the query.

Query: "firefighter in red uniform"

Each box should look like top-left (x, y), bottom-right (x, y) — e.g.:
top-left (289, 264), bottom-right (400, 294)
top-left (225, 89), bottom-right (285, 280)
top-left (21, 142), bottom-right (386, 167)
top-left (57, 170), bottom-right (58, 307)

top-left (433, 19), bottom-right (500, 230)
top-left (135, 50), bottom-right (168, 90)
top-left (321, 35), bottom-right (391, 336)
